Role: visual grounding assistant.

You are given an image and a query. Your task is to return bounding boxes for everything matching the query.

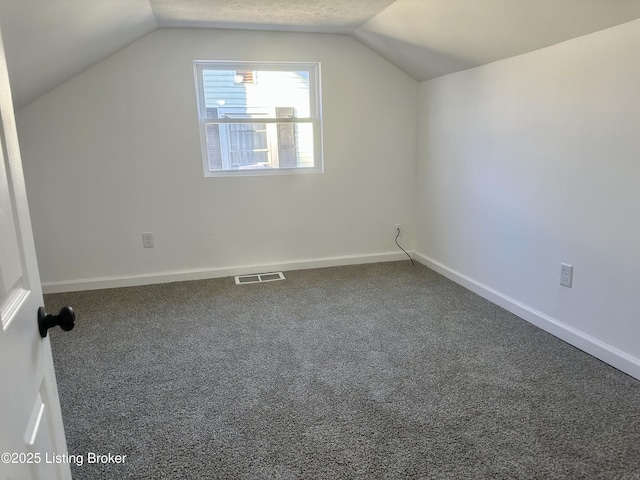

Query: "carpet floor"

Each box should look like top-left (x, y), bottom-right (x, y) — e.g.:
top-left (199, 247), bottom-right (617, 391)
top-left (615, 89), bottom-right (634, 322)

top-left (46, 262), bottom-right (640, 479)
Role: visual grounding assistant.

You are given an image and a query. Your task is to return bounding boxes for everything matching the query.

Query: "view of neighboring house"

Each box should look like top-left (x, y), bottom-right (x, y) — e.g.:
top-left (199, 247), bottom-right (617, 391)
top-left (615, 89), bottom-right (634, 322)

top-left (201, 68), bottom-right (314, 171)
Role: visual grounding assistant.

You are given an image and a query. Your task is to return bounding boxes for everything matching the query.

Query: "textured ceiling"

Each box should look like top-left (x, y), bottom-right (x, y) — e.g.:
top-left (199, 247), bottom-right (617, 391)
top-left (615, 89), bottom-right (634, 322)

top-left (150, 0), bottom-right (396, 32)
top-left (1, 0), bottom-right (640, 110)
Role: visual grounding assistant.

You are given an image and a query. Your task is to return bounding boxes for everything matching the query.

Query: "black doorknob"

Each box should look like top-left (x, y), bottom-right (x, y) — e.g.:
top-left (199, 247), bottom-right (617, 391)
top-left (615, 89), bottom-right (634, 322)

top-left (38, 306), bottom-right (75, 338)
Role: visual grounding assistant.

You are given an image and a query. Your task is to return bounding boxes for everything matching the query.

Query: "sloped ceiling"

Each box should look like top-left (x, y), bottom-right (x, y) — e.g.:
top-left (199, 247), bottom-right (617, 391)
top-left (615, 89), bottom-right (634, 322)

top-left (1, 0), bottom-right (640, 110)
top-left (353, 0), bottom-right (640, 81)
top-left (0, 0), bottom-right (157, 109)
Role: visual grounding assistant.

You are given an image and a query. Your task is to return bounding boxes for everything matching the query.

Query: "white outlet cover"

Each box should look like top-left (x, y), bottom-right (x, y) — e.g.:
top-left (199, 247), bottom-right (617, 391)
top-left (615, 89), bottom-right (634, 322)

top-left (142, 232), bottom-right (154, 248)
top-left (560, 263), bottom-right (573, 287)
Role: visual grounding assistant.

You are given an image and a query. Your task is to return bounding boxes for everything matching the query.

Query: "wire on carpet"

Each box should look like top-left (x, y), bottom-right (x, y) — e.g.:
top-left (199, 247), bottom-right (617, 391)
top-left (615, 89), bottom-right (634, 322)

top-left (395, 228), bottom-right (414, 266)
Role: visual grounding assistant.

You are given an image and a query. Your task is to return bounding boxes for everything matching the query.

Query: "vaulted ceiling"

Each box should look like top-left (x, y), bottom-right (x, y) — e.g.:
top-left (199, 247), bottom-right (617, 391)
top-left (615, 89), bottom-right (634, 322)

top-left (1, 0), bottom-right (640, 110)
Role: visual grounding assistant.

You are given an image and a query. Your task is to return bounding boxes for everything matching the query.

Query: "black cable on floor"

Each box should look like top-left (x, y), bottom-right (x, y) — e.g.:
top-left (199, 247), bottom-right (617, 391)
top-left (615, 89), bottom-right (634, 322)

top-left (395, 228), bottom-right (414, 266)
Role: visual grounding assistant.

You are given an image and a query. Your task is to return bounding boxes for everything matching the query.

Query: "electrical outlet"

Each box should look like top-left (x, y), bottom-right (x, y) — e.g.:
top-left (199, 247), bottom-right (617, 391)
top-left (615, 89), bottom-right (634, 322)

top-left (142, 232), bottom-right (154, 248)
top-left (394, 224), bottom-right (402, 238)
top-left (560, 263), bottom-right (573, 287)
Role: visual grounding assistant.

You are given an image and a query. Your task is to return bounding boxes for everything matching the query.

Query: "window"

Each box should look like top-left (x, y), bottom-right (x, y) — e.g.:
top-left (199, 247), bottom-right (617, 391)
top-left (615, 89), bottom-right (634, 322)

top-left (194, 61), bottom-right (323, 176)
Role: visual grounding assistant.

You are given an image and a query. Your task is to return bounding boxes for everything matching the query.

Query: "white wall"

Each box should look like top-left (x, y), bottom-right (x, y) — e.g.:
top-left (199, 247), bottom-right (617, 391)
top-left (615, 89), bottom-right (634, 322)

top-left (16, 29), bottom-right (418, 290)
top-left (416, 19), bottom-right (640, 378)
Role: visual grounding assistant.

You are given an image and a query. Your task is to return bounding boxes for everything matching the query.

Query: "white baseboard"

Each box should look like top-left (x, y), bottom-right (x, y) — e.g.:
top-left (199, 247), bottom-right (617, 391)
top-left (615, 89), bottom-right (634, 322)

top-left (414, 252), bottom-right (640, 381)
top-left (41, 251), bottom-right (411, 294)
top-left (43, 249), bottom-right (638, 380)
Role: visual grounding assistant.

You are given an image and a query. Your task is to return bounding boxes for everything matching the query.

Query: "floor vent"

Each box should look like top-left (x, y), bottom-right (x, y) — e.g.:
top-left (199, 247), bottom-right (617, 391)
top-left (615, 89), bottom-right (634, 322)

top-left (234, 272), bottom-right (285, 285)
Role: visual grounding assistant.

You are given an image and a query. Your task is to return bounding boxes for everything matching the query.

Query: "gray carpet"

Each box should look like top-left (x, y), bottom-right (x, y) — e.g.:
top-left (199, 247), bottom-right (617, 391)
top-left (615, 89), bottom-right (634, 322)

top-left (46, 262), bottom-right (640, 479)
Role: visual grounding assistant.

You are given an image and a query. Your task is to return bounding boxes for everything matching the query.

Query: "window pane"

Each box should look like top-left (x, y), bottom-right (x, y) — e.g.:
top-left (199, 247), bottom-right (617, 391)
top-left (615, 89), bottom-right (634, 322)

top-left (230, 151), bottom-right (270, 169)
top-left (202, 70), bottom-right (310, 118)
top-left (229, 124), bottom-right (268, 151)
top-left (204, 122), bottom-right (315, 171)
top-left (196, 61), bottom-right (322, 175)
top-left (292, 123), bottom-right (315, 169)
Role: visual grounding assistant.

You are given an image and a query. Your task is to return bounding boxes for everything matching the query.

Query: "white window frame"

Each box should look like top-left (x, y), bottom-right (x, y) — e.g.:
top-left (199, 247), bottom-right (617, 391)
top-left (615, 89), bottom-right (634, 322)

top-left (194, 61), bottom-right (324, 177)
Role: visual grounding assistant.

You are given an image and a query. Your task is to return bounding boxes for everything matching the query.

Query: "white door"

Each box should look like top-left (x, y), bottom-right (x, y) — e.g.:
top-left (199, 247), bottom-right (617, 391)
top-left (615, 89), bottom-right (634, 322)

top-left (0, 27), bottom-right (71, 480)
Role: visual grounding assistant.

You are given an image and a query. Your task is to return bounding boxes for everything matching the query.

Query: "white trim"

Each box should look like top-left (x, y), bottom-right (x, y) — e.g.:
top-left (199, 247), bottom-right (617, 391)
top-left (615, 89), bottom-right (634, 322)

top-left (414, 252), bottom-right (640, 381)
top-left (41, 251), bottom-right (411, 294)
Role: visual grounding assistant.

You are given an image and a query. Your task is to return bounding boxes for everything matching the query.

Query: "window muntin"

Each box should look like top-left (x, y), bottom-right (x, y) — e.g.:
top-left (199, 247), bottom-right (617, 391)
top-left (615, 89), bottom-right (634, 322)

top-left (194, 62), bottom-right (323, 176)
